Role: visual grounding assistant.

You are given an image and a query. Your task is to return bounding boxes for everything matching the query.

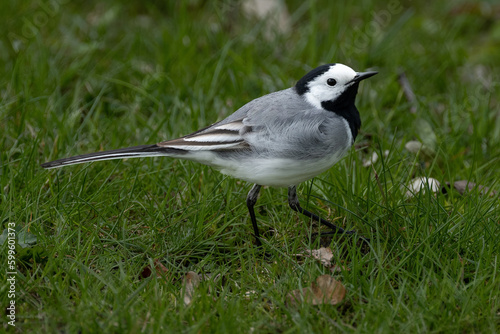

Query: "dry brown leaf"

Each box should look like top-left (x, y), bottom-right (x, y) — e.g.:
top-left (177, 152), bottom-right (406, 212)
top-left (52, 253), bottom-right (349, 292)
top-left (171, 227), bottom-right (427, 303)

top-left (140, 259), bottom-right (169, 279)
top-left (304, 247), bottom-right (334, 267)
top-left (182, 271), bottom-right (201, 306)
top-left (452, 180), bottom-right (497, 197)
top-left (287, 275), bottom-right (347, 306)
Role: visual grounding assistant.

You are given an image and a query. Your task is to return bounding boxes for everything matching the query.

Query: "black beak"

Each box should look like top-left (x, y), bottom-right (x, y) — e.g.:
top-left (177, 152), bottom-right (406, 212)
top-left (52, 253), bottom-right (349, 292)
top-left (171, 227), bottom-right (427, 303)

top-left (349, 71), bottom-right (378, 84)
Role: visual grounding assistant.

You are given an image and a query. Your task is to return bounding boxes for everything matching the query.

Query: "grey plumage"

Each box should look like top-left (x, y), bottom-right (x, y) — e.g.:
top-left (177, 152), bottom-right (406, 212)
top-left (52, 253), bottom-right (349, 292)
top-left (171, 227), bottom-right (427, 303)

top-left (41, 63), bottom-right (377, 246)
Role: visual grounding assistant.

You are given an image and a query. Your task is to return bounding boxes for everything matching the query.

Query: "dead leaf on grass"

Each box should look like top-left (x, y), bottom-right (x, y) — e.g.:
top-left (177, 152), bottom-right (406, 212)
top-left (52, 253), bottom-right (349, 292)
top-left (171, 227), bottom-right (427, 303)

top-left (182, 271), bottom-right (201, 306)
top-left (140, 259), bottom-right (169, 279)
top-left (287, 275), bottom-right (346, 306)
top-left (444, 180), bottom-right (497, 197)
top-left (294, 247), bottom-right (334, 268)
top-left (305, 247), bottom-right (334, 267)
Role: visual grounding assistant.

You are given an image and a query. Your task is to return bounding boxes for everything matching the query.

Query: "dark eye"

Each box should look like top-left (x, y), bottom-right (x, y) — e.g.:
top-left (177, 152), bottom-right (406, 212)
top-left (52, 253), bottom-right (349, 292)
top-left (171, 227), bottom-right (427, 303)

top-left (327, 78), bottom-right (337, 86)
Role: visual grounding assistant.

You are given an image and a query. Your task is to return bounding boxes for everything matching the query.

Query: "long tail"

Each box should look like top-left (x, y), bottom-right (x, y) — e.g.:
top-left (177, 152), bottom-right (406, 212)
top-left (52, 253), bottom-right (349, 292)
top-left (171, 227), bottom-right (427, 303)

top-left (41, 144), bottom-right (186, 169)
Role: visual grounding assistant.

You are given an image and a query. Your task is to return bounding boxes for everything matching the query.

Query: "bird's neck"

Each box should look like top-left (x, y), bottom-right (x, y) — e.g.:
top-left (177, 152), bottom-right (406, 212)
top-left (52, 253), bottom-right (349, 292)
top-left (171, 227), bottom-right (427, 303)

top-left (321, 84), bottom-right (362, 141)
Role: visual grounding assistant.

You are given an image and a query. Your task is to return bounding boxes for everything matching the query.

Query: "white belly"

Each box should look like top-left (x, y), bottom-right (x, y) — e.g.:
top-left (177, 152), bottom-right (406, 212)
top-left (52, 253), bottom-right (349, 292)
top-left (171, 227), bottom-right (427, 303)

top-left (213, 150), bottom-right (348, 187)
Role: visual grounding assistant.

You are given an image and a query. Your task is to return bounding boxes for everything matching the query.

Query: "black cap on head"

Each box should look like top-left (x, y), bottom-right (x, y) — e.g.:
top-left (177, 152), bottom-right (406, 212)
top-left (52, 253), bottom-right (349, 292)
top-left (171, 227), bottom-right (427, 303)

top-left (295, 64), bottom-right (335, 95)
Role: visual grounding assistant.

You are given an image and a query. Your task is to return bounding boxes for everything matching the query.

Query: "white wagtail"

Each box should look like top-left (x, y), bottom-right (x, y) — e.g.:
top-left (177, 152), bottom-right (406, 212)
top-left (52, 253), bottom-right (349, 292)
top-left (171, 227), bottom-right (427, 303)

top-left (42, 63), bottom-right (377, 246)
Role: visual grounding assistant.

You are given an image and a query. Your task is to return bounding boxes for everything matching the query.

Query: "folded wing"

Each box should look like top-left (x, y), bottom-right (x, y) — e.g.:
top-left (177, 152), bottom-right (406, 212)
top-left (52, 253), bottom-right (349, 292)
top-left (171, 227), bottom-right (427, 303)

top-left (157, 120), bottom-right (250, 151)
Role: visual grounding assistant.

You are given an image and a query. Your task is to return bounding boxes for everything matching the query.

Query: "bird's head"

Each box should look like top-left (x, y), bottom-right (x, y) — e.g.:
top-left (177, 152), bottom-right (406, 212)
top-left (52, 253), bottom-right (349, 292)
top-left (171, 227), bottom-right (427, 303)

top-left (295, 63), bottom-right (377, 110)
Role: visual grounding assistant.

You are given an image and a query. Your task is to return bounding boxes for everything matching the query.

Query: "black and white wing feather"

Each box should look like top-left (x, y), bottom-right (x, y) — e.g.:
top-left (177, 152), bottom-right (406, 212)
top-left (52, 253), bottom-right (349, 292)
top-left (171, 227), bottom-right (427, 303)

top-left (157, 120), bottom-right (249, 151)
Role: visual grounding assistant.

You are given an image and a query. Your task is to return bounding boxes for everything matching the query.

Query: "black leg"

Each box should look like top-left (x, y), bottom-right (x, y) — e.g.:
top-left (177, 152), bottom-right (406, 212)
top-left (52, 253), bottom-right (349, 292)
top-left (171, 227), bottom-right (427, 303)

top-left (246, 184), bottom-right (262, 246)
top-left (287, 185), bottom-right (355, 235)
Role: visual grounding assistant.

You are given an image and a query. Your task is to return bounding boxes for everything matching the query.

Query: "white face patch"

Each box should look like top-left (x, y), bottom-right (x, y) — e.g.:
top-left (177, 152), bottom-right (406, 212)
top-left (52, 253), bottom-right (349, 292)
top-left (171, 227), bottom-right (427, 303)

top-left (303, 63), bottom-right (357, 109)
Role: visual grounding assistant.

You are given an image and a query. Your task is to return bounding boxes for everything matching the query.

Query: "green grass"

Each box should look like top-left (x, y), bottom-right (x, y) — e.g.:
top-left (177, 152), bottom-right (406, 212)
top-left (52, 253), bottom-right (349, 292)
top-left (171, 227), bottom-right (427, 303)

top-left (1, 0), bottom-right (499, 332)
